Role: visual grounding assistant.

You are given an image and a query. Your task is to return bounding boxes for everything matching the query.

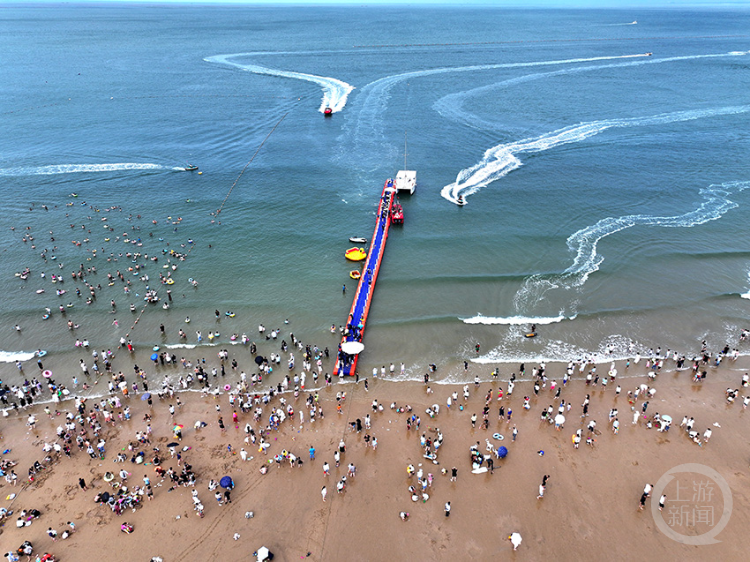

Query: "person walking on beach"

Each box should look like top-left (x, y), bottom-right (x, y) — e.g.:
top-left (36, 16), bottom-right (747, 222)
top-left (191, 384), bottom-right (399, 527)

top-left (321, 486), bottom-right (327, 502)
top-left (537, 475), bottom-right (549, 499)
top-left (78, 477), bottom-right (87, 491)
top-left (444, 502), bottom-right (451, 517)
top-left (451, 467), bottom-right (457, 482)
top-left (512, 425), bottom-right (518, 442)
top-left (659, 494), bottom-right (667, 511)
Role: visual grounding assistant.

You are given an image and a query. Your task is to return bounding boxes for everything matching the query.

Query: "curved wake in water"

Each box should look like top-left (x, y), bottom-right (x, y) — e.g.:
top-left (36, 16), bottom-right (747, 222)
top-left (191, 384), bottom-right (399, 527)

top-left (438, 50), bottom-right (750, 204)
top-left (0, 163), bottom-right (179, 177)
top-left (204, 53), bottom-right (355, 114)
top-left (441, 104), bottom-right (750, 205)
top-left (342, 53), bottom-right (652, 171)
top-left (513, 180), bottom-right (750, 313)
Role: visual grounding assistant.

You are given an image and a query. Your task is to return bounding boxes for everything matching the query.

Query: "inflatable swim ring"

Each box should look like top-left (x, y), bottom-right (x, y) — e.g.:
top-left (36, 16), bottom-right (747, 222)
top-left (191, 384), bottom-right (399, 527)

top-left (165, 279), bottom-right (174, 285)
top-left (344, 247), bottom-right (367, 262)
top-left (492, 433), bottom-right (504, 440)
top-left (349, 270), bottom-right (361, 280)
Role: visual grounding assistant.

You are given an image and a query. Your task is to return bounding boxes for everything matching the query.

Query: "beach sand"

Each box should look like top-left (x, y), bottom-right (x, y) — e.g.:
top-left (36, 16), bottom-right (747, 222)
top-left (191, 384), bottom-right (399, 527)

top-left (1, 356), bottom-right (749, 561)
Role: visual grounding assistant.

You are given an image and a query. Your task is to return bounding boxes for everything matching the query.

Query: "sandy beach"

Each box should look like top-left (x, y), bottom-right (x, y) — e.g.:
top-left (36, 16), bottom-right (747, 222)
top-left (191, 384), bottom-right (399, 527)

top-left (1, 351), bottom-right (749, 561)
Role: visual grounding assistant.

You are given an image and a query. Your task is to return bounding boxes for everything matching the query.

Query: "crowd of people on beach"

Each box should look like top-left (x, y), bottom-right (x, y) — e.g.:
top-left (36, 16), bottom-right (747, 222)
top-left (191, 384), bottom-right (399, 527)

top-left (5, 204), bottom-right (750, 555)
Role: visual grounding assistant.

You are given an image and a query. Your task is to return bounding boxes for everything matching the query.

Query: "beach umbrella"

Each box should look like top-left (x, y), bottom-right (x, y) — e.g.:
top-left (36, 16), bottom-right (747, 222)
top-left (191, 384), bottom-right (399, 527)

top-left (167, 442), bottom-right (179, 448)
top-left (340, 341), bottom-right (365, 355)
top-left (42, 370), bottom-right (53, 378)
top-left (254, 356), bottom-right (265, 366)
top-left (140, 392), bottom-right (151, 401)
top-left (173, 424), bottom-right (184, 432)
top-left (220, 476), bottom-right (234, 489)
top-left (661, 415), bottom-right (673, 423)
top-left (554, 414), bottom-right (565, 426)
top-left (101, 491), bottom-right (111, 502)
top-left (497, 446), bottom-right (508, 459)
top-left (118, 381), bottom-right (128, 389)
top-left (150, 353), bottom-right (158, 361)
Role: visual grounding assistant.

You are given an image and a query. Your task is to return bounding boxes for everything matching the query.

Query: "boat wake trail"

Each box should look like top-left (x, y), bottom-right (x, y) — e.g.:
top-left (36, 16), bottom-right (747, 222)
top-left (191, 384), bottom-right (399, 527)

top-left (343, 53), bottom-right (653, 171)
top-left (0, 163), bottom-right (178, 177)
top-left (438, 50), bottom-right (750, 204)
top-left (514, 180), bottom-right (750, 314)
top-left (204, 53), bottom-right (355, 114)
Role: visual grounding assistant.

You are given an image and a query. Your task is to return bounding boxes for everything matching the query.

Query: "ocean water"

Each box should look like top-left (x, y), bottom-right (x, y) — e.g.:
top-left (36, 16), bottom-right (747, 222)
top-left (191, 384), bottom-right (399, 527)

top-left (2, 5), bottom-right (750, 385)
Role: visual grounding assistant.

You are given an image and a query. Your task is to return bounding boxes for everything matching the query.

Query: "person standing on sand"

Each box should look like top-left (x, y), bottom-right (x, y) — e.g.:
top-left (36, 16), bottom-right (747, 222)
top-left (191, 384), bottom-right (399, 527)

top-left (509, 532), bottom-right (522, 551)
top-left (444, 502), bottom-right (451, 517)
top-left (451, 467), bottom-right (457, 482)
top-left (512, 425), bottom-right (518, 442)
top-left (659, 494), bottom-right (667, 511)
top-left (78, 477), bottom-right (87, 490)
top-left (321, 486), bottom-right (327, 502)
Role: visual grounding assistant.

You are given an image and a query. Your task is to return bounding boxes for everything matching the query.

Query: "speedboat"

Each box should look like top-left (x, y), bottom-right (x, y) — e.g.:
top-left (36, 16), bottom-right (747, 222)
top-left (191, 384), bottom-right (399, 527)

top-left (345, 247), bottom-right (367, 261)
top-left (324, 108), bottom-right (333, 117)
top-left (349, 237), bottom-right (367, 244)
top-left (646, 52), bottom-right (653, 56)
top-left (184, 164), bottom-right (199, 171)
top-left (391, 202), bottom-right (403, 224)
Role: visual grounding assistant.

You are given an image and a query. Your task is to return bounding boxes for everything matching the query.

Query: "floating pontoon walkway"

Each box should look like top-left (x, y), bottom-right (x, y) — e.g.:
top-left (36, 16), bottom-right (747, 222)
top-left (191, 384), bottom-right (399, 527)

top-left (334, 179), bottom-right (396, 376)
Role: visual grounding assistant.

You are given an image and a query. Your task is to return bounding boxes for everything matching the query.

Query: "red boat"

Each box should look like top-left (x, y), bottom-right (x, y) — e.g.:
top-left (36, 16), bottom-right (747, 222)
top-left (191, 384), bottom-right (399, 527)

top-left (391, 201), bottom-right (403, 224)
top-left (324, 107), bottom-right (333, 117)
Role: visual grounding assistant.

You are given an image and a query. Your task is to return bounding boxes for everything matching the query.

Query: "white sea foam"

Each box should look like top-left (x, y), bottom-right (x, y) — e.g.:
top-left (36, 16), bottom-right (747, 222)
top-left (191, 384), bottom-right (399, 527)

top-left (0, 163), bottom-right (176, 177)
top-left (0, 351), bottom-right (36, 363)
top-left (165, 344), bottom-right (197, 350)
top-left (741, 270), bottom-right (750, 299)
top-left (462, 314), bottom-right (566, 326)
top-left (204, 53), bottom-right (355, 114)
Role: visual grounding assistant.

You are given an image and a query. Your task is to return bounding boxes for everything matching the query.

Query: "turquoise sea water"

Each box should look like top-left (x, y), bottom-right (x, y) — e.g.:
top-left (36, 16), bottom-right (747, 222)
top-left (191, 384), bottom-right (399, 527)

top-left (2, 5), bottom-right (750, 385)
